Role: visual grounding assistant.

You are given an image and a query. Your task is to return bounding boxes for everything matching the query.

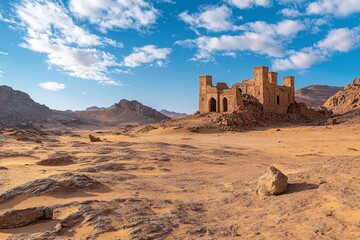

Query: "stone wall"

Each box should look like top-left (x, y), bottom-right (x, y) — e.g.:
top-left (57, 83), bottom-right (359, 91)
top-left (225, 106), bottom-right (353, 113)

top-left (199, 66), bottom-right (295, 114)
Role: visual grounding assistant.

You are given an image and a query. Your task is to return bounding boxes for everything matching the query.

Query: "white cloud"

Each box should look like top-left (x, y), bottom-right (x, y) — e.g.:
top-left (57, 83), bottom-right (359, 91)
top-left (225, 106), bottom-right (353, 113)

top-left (279, 8), bottom-right (302, 18)
top-left (307, 0), bottom-right (360, 17)
top-left (69, 0), bottom-right (158, 32)
top-left (13, 0), bottom-right (121, 85)
top-left (317, 28), bottom-right (358, 52)
top-left (277, 0), bottom-right (306, 4)
top-left (0, 70), bottom-right (3, 77)
top-left (39, 81), bottom-right (66, 91)
top-left (156, 0), bottom-right (175, 3)
top-left (176, 33), bottom-right (283, 62)
top-left (241, 20), bottom-right (305, 36)
top-left (227, 0), bottom-right (271, 9)
top-left (273, 49), bottom-right (324, 71)
top-left (273, 27), bottom-right (360, 71)
top-left (122, 45), bottom-right (172, 68)
top-left (114, 69), bottom-right (134, 75)
top-left (0, 51), bottom-right (8, 55)
top-left (176, 20), bottom-right (305, 62)
top-left (222, 52), bottom-right (237, 57)
top-left (179, 5), bottom-right (239, 33)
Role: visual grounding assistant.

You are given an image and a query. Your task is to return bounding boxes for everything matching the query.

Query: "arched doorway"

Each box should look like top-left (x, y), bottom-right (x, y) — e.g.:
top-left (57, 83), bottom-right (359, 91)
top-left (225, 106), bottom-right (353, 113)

top-left (223, 97), bottom-right (228, 112)
top-left (209, 98), bottom-right (217, 112)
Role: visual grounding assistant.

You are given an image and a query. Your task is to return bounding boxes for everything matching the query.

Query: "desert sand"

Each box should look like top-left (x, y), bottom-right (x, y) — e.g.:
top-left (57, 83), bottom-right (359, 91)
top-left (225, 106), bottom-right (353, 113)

top-left (0, 122), bottom-right (359, 239)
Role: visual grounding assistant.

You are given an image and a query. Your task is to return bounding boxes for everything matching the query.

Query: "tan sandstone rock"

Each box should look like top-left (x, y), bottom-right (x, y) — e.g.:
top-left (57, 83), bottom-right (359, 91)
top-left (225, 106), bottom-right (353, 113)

top-left (89, 134), bottom-right (101, 142)
top-left (0, 206), bottom-right (53, 229)
top-left (256, 166), bottom-right (288, 196)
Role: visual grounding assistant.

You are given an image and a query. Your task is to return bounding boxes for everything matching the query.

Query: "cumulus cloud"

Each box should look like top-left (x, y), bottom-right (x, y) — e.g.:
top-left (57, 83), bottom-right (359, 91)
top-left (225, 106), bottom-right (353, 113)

top-left (176, 33), bottom-right (283, 62)
top-left (176, 20), bottom-right (305, 62)
top-left (122, 45), bottom-right (172, 68)
top-left (273, 27), bottom-right (360, 71)
top-left (307, 0), bottom-right (360, 17)
top-left (39, 81), bottom-right (66, 91)
top-left (179, 5), bottom-right (239, 33)
top-left (279, 8), bottom-right (302, 18)
top-left (227, 0), bottom-right (271, 9)
top-left (240, 20), bottom-right (305, 36)
top-left (69, 0), bottom-right (158, 32)
top-left (13, 0), bottom-right (121, 85)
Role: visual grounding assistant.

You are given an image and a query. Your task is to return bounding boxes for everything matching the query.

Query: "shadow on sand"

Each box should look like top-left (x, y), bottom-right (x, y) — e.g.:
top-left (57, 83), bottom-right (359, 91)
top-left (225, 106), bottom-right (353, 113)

top-left (283, 182), bottom-right (319, 195)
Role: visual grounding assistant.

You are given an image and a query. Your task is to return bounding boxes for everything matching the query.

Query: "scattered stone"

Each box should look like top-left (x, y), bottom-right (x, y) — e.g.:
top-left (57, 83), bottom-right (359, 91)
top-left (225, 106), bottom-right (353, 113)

top-left (89, 134), bottom-right (101, 142)
top-left (0, 166), bottom-right (8, 170)
top-left (256, 166), bottom-right (288, 196)
top-left (347, 147), bottom-right (358, 152)
top-left (37, 152), bottom-right (76, 166)
top-left (0, 206), bottom-right (53, 229)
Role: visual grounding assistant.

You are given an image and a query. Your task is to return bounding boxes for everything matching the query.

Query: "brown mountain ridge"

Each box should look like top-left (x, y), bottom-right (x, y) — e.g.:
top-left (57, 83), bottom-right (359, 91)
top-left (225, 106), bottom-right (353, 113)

top-left (295, 85), bottom-right (342, 108)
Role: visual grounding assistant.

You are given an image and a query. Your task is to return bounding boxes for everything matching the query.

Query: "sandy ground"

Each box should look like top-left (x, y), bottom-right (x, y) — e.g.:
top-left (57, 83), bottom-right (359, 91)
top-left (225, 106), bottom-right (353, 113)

top-left (0, 123), bottom-right (359, 239)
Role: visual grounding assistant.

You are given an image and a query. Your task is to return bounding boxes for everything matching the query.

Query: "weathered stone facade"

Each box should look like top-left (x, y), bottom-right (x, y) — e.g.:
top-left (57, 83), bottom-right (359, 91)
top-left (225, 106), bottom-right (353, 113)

top-left (199, 66), bottom-right (295, 114)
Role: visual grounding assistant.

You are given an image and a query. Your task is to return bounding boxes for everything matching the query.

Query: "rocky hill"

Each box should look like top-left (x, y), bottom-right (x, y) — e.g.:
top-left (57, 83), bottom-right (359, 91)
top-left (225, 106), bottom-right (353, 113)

top-left (295, 85), bottom-right (342, 107)
top-left (160, 109), bottom-right (189, 119)
top-left (323, 78), bottom-right (360, 114)
top-left (78, 99), bottom-right (170, 127)
top-left (0, 86), bottom-right (53, 128)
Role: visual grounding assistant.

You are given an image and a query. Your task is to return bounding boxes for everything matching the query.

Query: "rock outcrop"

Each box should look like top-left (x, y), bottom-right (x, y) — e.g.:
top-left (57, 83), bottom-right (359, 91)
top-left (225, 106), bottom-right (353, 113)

top-left (0, 207), bottom-right (53, 229)
top-left (323, 78), bottom-right (360, 114)
top-left (37, 153), bottom-right (76, 166)
top-left (0, 85), bottom-right (53, 129)
top-left (0, 173), bottom-right (103, 203)
top-left (256, 166), bottom-right (288, 196)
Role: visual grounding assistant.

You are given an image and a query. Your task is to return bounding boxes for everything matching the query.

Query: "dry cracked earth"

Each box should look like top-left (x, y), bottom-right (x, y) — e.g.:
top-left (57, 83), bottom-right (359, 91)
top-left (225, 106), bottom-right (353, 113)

top-left (0, 123), bottom-right (359, 239)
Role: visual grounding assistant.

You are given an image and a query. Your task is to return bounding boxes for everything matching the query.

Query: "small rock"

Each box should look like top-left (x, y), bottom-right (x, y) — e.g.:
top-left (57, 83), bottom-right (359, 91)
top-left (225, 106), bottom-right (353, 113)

top-left (89, 134), bottom-right (101, 142)
top-left (256, 166), bottom-right (288, 196)
top-left (325, 211), bottom-right (333, 217)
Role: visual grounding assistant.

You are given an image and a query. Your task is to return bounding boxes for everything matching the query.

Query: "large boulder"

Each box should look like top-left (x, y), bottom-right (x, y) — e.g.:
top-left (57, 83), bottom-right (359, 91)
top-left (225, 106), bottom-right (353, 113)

top-left (0, 206), bottom-right (53, 229)
top-left (256, 166), bottom-right (288, 196)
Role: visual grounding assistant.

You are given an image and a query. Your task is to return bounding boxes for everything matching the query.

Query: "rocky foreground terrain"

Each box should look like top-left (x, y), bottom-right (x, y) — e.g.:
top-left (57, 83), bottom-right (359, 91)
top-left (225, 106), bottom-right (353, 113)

top-left (0, 121), bottom-right (358, 239)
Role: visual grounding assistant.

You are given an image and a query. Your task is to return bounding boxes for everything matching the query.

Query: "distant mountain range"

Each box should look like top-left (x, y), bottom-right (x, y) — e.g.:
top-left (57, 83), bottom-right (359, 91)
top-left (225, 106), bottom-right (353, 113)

top-left (0, 85), bottom-right (169, 130)
top-left (160, 109), bottom-right (188, 119)
top-left (1, 79), bottom-right (359, 130)
top-left (295, 85), bottom-right (342, 108)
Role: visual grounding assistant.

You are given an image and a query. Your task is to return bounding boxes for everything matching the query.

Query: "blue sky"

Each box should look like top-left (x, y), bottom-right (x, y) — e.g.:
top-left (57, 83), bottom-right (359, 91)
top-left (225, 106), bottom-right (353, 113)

top-left (0, 0), bottom-right (359, 114)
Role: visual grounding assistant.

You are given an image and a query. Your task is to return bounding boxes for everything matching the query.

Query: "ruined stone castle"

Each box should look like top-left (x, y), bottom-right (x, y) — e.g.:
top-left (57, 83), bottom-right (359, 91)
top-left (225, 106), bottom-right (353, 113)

top-left (199, 66), bottom-right (295, 114)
